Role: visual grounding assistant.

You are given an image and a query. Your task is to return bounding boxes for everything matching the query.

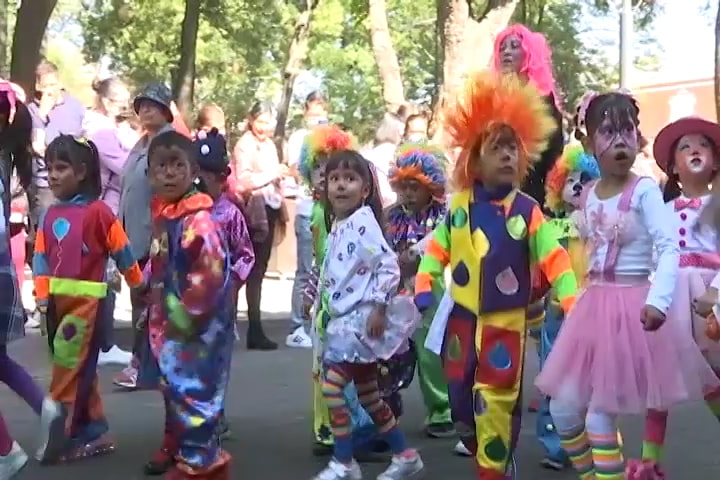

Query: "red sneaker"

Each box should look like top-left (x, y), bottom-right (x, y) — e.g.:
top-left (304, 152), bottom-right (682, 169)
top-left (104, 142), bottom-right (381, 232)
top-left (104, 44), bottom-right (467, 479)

top-left (144, 434), bottom-right (178, 476)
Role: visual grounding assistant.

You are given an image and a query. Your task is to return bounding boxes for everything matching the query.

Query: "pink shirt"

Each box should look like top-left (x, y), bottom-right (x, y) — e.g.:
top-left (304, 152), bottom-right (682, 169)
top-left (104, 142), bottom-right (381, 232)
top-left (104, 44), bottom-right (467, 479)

top-left (231, 130), bottom-right (283, 207)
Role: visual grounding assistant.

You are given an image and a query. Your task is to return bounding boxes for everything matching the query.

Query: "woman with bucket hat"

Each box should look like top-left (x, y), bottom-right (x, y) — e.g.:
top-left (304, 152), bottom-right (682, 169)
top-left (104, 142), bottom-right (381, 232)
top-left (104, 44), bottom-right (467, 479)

top-left (113, 82), bottom-right (176, 391)
top-left (627, 116), bottom-right (720, 479)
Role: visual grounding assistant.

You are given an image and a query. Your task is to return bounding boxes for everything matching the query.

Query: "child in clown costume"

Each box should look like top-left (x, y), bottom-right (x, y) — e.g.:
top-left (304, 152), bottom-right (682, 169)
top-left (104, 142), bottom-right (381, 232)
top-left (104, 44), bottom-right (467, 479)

top-left (385, 143), bottom-right (452, 438)
top-left (624, 115), bottom-right (720, 479)
top-left (534, 143), bottom-right (599, 470)
top-left (298, 125), bottom-right (380, 456)
top-left (414, 71), bottom-right (578, 480)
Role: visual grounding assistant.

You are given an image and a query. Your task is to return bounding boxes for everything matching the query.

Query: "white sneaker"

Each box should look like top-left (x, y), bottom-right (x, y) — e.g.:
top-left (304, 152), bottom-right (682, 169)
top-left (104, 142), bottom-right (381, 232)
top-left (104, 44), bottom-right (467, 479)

top-left (286, 326), bottom-right (313, 349)
top-left (313, 458), bottom-right (362, 480)
top-left (25, 311), bottom-right (41, 329)
top-left (0, 442), bottom-right (28, 479)
top-left (35, 397), bottom-right (65, 463)
top-left (453, 440), bottom-right (472, 456)
top-left (97, 345), bottom-right (133, 366)
top-left (377, 452), bottom-right (424, 480)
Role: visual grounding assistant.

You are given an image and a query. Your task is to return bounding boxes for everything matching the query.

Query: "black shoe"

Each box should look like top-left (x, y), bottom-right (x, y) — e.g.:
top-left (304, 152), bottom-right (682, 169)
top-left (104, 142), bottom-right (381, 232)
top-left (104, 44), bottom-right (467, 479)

top-left (425, 422), bottom-right (456, 439)
top-left (247, 334), bottom-right (278, 351)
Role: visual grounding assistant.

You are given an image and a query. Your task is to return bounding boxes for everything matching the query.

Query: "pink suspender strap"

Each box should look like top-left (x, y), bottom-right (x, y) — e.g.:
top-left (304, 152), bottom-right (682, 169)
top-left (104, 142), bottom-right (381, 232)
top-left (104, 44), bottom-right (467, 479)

top-left (602, 176), bottom-right (645, 273)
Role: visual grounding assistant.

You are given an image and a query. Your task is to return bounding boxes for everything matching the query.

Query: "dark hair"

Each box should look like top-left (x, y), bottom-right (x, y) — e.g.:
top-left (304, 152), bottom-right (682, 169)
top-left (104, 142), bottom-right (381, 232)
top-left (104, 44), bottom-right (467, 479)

top-left (92, 77), bottom-right (126, 99)
top-left (584, 92), bottom-right (642, 141)
top-left (148, 130), bottom-right (195, 165)
top-left (0, 96), bottom-right (33, 190)
top-left (35, 60), bottom-right (58, 77)
top-left (304, 91), bottom-right (326, 108)
top-left (662, 134), bottom-right (720, 202)
top-left (45, 135), bottom-right (102, 199)
top-left (323, 150), bottom-right (384, 232)
top-left (248, 100), bottom-right (276, 121)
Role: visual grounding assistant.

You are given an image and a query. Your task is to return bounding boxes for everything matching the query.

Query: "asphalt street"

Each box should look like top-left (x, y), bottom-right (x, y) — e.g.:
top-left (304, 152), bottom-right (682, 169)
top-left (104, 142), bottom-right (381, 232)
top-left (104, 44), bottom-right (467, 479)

top-left (2, 320), bottom-right (719, 479)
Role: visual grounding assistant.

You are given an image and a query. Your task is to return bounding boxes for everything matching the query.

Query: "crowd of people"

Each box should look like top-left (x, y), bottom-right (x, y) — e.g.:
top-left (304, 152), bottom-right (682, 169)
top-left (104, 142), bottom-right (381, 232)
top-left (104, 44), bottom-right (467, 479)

top-left (0, 21), bottom-right (718, 480)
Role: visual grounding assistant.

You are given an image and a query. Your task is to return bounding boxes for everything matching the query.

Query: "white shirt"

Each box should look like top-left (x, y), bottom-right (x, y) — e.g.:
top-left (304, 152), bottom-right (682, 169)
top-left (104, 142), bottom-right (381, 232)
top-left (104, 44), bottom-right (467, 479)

top-left (363, 143), bottom-right (397, 207)
top-left (665, 193), bottom-right (716, 254)
top-left (583, 177), bottom-right (679, 313)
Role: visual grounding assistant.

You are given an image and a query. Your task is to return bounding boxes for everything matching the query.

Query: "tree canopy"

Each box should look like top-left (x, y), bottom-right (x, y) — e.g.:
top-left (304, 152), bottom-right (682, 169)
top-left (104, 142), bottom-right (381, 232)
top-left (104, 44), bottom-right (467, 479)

top-left (34, 0), bottom-right (661, 140)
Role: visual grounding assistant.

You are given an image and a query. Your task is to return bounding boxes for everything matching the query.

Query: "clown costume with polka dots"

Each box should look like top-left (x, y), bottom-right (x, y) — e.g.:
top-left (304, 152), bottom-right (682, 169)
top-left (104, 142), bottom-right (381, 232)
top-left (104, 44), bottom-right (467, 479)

top-left (414, 71), bottom-right (577, 480)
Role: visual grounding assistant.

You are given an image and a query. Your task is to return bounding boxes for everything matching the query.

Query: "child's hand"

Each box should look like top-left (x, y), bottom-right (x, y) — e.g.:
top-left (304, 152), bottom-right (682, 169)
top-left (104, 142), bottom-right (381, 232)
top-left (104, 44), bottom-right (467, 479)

top-left (641, 305), bottom-right (665, 331)
top-left (367, 304), bottom-right (387, 338)
top-left (693, 288), bottom-right (719, 317)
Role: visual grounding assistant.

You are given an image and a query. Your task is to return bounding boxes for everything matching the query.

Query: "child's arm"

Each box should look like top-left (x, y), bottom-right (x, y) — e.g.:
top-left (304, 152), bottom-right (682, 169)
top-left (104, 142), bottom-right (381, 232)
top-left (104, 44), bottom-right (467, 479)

top-left (528, 205), bottom-right (577, 314)
top-left (168, 211), bottom-right (228, 333)
top-left (638, 181), bottom-right (680, 314)
top-left (32, 225), bottom-right (50, 311)
top-left (228, 208), bottom-right (255, 288)
top-left (414, 215), bottom-right (451, 312)
top-left (97, 204), bottom-right (143, 288)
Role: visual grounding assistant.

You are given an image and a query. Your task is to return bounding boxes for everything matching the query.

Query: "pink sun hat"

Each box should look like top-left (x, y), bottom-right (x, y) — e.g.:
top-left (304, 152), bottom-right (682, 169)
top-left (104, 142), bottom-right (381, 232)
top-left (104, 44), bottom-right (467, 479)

top-left (653, 116), bottom-right (720, 174)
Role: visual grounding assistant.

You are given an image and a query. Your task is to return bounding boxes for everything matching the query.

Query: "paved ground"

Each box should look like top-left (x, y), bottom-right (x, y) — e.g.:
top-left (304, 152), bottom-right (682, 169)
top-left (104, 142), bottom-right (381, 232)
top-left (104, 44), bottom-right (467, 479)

top-left (3, 281), bottom-right (720, 479)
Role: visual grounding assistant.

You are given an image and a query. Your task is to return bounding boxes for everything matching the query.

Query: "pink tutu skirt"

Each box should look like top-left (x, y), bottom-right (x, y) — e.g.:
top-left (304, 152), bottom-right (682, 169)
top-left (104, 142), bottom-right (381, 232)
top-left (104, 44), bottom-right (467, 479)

top-left (535, 278), bottom-right (720, 414)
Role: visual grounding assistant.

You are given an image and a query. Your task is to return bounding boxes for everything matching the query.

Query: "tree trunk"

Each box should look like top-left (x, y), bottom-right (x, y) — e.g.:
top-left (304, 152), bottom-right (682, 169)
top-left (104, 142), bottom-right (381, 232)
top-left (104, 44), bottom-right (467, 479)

top-left (274, 0), bottom-right (320, 162)
top-left (172, 0), bottom-right (202, 121)
top-left (9, 0), bottom-right (58, 95)
top-left (0, 0), bottom-right (9, 77)
top-left (715, 0), bottom-right (720, 121)
top-left (432, 0), bottom-right (519, 144)
top-left (368, 0), bottom-right (405, 111)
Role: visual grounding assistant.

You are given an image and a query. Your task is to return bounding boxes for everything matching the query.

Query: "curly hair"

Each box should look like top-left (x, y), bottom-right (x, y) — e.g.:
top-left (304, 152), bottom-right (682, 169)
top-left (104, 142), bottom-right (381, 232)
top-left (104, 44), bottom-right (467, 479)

top-left (298, 124), bottom-right (356, 186)
top-left (389, 142), bottom-right (447, 200)
top-left (545, 144), bottom-right (600, 214)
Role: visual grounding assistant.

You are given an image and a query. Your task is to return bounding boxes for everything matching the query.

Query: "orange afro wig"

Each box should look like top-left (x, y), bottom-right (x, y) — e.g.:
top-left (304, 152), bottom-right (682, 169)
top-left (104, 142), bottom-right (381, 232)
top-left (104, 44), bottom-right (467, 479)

top-left (442, 70), bottom-right (557, 190)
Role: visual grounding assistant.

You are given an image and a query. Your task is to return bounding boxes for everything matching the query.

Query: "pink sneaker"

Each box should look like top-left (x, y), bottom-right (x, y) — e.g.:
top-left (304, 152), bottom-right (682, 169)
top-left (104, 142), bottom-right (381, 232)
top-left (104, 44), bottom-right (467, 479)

top-left (625, 459), bottom-right (666, 480)
top-left (113, 366), bottom-right (138, 390)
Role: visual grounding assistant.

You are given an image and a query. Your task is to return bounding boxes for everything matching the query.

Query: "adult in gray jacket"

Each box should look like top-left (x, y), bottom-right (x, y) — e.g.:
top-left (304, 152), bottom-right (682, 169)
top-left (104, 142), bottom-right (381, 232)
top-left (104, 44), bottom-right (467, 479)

top-left (113, 83), bottom-right (175, 390)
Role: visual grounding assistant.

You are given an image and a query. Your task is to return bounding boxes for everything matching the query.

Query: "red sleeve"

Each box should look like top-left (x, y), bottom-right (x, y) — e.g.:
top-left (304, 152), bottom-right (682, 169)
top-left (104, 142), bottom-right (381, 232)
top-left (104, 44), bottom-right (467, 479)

top-left (172, 116), bottom-right (192, 138)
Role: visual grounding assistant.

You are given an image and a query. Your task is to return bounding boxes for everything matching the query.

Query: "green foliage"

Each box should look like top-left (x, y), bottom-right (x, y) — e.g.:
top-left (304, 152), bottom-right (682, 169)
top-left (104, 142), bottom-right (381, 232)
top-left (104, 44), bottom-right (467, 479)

top-left (74, 0), bottom-right (659, 141)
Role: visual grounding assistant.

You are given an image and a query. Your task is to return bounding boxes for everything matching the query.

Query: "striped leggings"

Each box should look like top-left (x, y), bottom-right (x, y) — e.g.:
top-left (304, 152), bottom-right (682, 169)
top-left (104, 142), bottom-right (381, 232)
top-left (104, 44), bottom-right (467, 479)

top-left (550, 400), bottom-right (624, 480)
top-left (322, 362), bottom-right (406, 463)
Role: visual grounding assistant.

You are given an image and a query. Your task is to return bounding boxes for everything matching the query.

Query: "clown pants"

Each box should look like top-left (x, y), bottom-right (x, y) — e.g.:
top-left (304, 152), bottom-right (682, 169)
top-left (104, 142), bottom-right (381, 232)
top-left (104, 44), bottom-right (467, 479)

top-left (444, 308), bottom-right (526, 479)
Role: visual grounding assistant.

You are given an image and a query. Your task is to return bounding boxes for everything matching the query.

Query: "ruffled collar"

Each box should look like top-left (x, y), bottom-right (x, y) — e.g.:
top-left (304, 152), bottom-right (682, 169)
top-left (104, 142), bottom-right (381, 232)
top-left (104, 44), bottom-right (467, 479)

top-left (152, 189), bottom-right (214, 220)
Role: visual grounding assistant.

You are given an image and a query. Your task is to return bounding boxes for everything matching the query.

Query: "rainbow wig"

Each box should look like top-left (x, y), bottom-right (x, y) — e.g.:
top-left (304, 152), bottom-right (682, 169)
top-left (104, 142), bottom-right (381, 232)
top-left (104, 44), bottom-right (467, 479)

top-left (545, 144), bottom-right (600, 214)
top-left (389, 143), bottom-right (448, 200)
top-left (298, 124), bottom-right (356, 186)
top-left (492, 24), bottom-right (558, 100)
top-left (443, 70), bottom-right (556, 190)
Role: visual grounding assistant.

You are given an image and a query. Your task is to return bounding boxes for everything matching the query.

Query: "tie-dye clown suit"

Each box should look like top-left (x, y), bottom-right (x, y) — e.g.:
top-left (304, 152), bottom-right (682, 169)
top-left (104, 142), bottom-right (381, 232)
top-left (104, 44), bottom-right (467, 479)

top-left (415, 186), bottom-right (577, 479)
top-left (148, 192), bottom-right (232, 477)
top-left (33, 195), bottom-right (142, 451)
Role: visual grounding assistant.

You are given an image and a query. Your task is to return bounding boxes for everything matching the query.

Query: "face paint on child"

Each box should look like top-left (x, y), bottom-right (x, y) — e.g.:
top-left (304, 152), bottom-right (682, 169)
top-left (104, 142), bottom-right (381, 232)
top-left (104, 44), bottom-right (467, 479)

top-left (561, 171), bottom-right (592, 210)
top-left (149, 145), bottom-right (197, 202)
top-left (593, 115), bottom-right (638, 176)
top-left (396, 178), bottom-right (432, 214)
top-left (674, 133), bottom-right (715, 176)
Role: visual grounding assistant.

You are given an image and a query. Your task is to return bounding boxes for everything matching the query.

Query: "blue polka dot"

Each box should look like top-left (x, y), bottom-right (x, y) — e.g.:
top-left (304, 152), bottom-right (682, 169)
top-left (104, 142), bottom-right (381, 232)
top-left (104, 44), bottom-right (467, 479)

top-left (452, 261), bottom-right (470, 286)
top-left (488, 341), bottom-right (512, 370)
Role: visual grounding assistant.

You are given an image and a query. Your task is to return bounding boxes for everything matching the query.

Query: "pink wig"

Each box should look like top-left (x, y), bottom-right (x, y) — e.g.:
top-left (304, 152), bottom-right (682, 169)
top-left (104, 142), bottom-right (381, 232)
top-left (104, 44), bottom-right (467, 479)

top-left (492, 24), bottom-right (559, 102)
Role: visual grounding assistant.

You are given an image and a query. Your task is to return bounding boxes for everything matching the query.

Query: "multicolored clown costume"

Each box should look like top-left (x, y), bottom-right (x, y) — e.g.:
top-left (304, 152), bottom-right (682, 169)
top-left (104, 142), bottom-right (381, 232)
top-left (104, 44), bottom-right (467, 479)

top-left (147, 191), bottom-right (232, 479)
top-left (531, 144), bottom-right (599, 466)
top-left (298, 125), bottom-right (380, 452)
top-left (414, 71), bottom-right (578, 479)
top-left (386, 143), bottom-right (453, 435)
top-left (33, 195), bottom-right (143, 460)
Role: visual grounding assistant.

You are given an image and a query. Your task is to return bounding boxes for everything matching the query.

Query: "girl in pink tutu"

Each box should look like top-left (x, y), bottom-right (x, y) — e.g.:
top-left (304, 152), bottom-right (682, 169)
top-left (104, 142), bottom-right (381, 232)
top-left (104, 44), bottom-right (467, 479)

top-left (535, 92), bottom-right (720, 480)
top-left (624, 116), bottom-right (720, 479)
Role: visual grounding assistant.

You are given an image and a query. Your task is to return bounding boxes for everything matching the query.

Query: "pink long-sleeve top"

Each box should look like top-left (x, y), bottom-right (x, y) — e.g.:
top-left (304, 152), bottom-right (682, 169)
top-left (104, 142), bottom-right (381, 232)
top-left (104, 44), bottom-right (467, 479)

top-left (230, 130), bottom-right (283, 206)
